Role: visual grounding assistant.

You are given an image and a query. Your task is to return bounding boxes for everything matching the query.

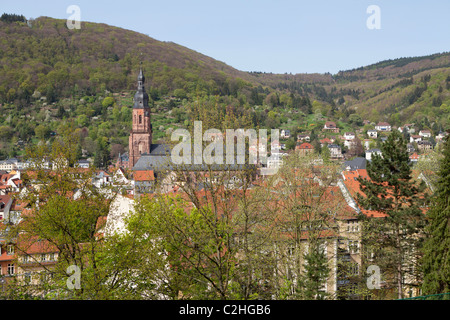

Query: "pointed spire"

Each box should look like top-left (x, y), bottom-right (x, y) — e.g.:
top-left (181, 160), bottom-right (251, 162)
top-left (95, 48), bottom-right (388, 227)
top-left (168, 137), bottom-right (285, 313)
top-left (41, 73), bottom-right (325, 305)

top-left (134, 67), bottom-right (149, 109)
top-left (138, 61), bottom-right (145, 83)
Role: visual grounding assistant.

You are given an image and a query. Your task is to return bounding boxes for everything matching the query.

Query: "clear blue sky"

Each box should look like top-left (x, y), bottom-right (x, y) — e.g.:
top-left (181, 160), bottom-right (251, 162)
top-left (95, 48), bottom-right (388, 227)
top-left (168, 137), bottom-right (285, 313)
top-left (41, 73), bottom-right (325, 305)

top-left (2, 0), bottom-right (450, 74)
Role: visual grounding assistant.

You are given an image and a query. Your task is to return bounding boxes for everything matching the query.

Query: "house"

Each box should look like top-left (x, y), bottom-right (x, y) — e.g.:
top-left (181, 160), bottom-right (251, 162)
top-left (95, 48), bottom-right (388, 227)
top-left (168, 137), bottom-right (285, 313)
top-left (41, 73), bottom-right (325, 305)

top-left (344, 132), bottom-right (355, 141)
top-left (116, 152), bottom-right (130, 169)
top-left (267, 153), bottom-right (283, 170)
top-left (323, 121), bottom-right (340, 133)
top-left (280, 129), bottom-right (291, 139)
top-left (367, 130), bottom-right (377, 139)
top-left (410, 135), bottom-right (422, 143)
top-left (271, 140), bottom-right (282, 153)
top-left (343, 157), bottom-right (367, 171)
top-left (344, 140), bottom-right (353, 149)
top-left (75, 159), bottom-right (90, 169)
top-left (363, 139), bottom-right (371, 150)
top-left (375, 122), bottom-right (391, 132)
top-left (297, 134), bottom-right (311, 142)
top-left (295, 142), bottom-right (314, 155)
top-left (398, 125), bottom-right (414, 134)
top-left (0, 195), bottom-right (13, 221)
top-left (417, 140), bottom-right (433, 152)
top-left (365, 149), bottom-right (382, 161)
top-left (407, 143), bottom-right (415, 153)
top-left (0, 171), bottom-right (22, 194)
top-left (409, 153), bottom-right (419, 163)
top-left (112, 167), bottom-right (134, 195)
top-left (0, 240), bottom-right (16, 279)
top-left (436, 131), bottom-right (448, 142)
top-left (419, 130), bottom-right (432, 138)
top-left (92, 170), bottom-right (111, 188)
top-left (320, 138), bottom-right (332, 148)
top-left (0, 159), bottom-right (19, 172)
top-left (134, 170), bottom-right (156, 194)
top-left (328, 144), bottom-right (343, 159)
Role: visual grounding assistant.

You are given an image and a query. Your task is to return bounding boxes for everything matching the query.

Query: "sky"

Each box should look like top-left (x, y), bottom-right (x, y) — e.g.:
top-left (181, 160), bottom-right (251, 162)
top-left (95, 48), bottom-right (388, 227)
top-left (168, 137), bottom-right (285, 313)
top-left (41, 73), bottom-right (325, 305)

top-left (2, 0), bottom-right (450, 74)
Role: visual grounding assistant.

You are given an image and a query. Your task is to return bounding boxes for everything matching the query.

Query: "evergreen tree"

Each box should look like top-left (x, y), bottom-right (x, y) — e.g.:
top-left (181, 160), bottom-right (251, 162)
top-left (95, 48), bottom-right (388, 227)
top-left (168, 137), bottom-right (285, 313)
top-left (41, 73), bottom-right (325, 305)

top-left (421, 137), bottom-right (450, 296)
top-left (356, 130), bottom-right (428, 299)
top-left (301, 243), bottom-right (330, 300)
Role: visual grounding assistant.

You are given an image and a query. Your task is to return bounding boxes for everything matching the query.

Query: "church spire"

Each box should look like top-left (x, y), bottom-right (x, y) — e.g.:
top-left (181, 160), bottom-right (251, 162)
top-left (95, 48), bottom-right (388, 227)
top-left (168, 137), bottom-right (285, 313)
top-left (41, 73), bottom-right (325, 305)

top-left (134, 66), bottom-right (149, 109)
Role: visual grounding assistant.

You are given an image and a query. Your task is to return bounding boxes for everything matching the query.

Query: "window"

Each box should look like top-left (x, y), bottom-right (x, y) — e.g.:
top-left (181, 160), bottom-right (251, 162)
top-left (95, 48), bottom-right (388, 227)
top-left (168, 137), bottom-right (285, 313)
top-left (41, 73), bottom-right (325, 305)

top-left (24, 273), bottom-right (31, 285)
top-left (49, 253), bottom-right (56, 261)
top-left (41, 254), bottom-right (47, 262)
top-left (7, 263), bottom-right (14, 275)
top-left (348, 240), bottom-right (359, 254)
top-left (22, 255), bottom-right (29, 263)
top-left (139, 115), bottom-right (142, 124)
top-left (7, 245), bottom-right (14, 255)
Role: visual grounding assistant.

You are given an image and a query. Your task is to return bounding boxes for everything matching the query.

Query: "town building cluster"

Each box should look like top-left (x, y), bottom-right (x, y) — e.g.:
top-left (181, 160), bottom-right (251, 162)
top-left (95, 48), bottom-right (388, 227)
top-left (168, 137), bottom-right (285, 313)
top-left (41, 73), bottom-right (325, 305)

top-left (0, 70), bottom-right (444, 299)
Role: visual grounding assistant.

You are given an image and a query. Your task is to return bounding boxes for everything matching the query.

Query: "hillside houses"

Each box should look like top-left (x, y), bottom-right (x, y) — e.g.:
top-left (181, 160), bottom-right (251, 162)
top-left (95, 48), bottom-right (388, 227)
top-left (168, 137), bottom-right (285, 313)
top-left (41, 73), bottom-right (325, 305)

top-left (367, 130), bottom-right (377, 138)
top-left (297, 133), bottom-right (311, 142)
top-left (328, 144), bottom-right (343, 159)
top-left (323, 121), bottom-right (340, 133)
top-left (366, 148), bottom-right (382, 161)
top-left (419, 130), bottom-right (432, 138)
top-left (0, 112), bottom-right (444, 300)
top-left (295, 142), bottom-right (314, 155)
top-left (375, 122), bottom-right (392, 132)
top-left (410, 135), bottom-right (422, 143)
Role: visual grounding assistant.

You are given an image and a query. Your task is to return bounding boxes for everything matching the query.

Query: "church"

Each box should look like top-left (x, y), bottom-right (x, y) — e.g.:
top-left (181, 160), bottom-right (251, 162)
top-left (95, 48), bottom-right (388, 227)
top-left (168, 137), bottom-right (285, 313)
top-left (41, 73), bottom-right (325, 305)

top-left (127, 68), bottom-right (171, 170)
top-left (121, 68), bottom-right (255, 194)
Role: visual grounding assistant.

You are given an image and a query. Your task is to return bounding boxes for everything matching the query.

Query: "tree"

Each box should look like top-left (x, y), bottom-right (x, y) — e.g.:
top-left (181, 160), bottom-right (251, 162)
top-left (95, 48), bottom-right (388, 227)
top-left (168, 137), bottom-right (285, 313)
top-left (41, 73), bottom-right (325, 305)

top-left (2, 128), bottom-right (149, 300)
top-left (348, 136), bottom-right (365, 158)
top-left (93, 138), bottom-right (110, 168)
top-left (102, 97), bottom-right (115, 109)
top-left (0, 125), bottom-right (13, 141)
top-left (349, 114), bottom-right (363, 126)
top-left (356, 130), bottom-right (428, 299)
top-left (421, 137), bottom-right (450, 296)
top-left (267, 153), bottom-right (344, 299)
top-left (34, 125), bottom-right (50, 141)
top-left (132, 194), bottom-right (236, 299)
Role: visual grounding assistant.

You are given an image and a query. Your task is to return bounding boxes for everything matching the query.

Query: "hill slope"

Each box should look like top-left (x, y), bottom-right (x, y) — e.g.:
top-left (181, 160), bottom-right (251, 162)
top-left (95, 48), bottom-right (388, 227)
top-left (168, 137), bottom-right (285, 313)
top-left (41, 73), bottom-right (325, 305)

top-left (0, 16), bottom-right (258, 103)
top-left (0, 14), bottom-right (450, 163)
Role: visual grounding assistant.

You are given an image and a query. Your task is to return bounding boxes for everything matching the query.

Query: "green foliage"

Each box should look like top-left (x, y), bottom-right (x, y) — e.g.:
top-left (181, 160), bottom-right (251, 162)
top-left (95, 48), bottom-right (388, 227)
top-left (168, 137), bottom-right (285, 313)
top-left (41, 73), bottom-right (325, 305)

top-left (0, 13), bottom-right (26, 23)
top-left (102, 97), bottom-right (115, 109)
top-left (301, 244), bottom-right (330, 300)
top-left (421, 137), bottom-right (450, 295)
top-left (356, 130), bottom-right (428, 299)
top-left (130, 195), bottom-right (236, 299)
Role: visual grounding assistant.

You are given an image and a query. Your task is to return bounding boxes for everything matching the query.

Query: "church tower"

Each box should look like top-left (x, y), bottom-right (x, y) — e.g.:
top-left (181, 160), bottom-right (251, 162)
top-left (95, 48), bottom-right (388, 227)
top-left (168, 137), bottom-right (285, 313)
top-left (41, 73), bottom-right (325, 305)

top-left (129, 68), bottom-right (153, 169)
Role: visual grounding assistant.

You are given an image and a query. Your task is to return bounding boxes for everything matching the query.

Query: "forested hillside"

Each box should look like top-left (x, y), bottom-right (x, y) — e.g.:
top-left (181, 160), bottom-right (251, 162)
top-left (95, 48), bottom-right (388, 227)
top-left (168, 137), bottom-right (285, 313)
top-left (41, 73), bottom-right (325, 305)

top-left (0, 14), bottom-right (449, 165)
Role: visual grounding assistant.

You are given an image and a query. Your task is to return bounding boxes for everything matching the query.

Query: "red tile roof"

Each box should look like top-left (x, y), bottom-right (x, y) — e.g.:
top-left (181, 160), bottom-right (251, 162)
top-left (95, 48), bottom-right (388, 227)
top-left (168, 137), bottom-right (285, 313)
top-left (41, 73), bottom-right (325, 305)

top-left (342, 170), bottom-right (386, 218)
top-left (134, 170), bottom-right (155, 181)
top-left (297, 142), bottom-right (314, 150)
top-left (409, 153), bottom-right (419, 160)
